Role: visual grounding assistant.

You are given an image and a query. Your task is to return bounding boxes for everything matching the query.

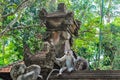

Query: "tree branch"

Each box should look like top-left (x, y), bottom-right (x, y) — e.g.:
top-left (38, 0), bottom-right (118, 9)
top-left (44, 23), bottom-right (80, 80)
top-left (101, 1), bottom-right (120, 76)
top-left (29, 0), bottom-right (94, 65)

top-left (0, 24), bottom-right (40, 38)
top-left (1, 0), bottom-right (29, 18)
top-left (0, 11), bottom-right (22, 38)
top-left (8, 24), bottom-right (40, 31)
top-left (0, 0), bottom-right (34, 38)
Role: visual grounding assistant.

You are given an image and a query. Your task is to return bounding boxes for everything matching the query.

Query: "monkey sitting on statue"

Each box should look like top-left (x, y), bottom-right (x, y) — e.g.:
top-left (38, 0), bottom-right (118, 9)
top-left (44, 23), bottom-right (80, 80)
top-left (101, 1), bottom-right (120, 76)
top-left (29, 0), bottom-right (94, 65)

top-left (46, 50), bottom-right (89, 80)
top-left (56, 50), bottom-right (76, 76)
top-left (10, 64), bottom-right (43, 80)
top-left (56, 50), bottom-right (89, 75)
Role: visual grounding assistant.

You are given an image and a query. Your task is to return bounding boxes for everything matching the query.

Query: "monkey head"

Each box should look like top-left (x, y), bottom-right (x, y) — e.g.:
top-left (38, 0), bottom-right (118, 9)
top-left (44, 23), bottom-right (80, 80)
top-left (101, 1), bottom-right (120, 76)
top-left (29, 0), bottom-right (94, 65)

top-left (75, 57), bottom-right (89, 71)
top-left (10, 64), bottom-right (26, 80)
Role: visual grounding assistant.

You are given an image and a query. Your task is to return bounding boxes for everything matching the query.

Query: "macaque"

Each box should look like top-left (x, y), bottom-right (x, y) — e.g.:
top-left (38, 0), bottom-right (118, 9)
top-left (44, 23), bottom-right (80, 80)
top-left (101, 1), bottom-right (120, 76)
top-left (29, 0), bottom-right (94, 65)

top-left (10, 64), bottom-right (42, 80)
top-left (56, 50), bottom-right (76, 76)
top-left (10, 64), bottom-right (26, 80)
top-left (75, 57), bottom-right (89, 71)
top-left (46, 51), bottom-right (89, 79)
top-left (22, 64), bottom-right (43, 80)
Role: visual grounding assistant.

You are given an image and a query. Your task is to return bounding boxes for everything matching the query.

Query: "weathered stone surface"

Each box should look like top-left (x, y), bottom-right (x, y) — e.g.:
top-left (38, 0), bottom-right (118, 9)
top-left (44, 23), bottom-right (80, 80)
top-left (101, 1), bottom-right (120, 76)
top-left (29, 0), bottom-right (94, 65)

top-left (49, 70), bottom-right (120, 80)
top-left (0, 70), bottom-right (120, 80)
top-left (23, 43), bottom-right (56, 69)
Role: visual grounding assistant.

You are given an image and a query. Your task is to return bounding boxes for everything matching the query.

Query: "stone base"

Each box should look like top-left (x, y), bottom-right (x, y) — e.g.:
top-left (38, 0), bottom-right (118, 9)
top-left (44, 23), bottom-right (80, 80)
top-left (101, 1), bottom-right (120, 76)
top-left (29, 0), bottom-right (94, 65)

top-left (49, 70), bottom-right (120, 80)
top-left (0, 70), bottom-right (120, 80)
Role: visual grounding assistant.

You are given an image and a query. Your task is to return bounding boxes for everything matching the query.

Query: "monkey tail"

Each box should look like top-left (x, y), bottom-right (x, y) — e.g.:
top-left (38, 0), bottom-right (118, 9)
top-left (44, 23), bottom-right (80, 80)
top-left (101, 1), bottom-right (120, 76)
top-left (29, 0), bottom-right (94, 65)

top-left (46, 69), bottom-right (59, 80)
top-left (38, 75), bottom-right (43, 80)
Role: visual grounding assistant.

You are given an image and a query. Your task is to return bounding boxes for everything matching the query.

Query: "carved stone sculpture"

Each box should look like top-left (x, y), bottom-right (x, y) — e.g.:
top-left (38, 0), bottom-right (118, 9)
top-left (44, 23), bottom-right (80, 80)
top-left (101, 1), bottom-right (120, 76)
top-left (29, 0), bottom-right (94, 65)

top-left (23, 3), bottom-right (85, 79)
top-left (39, 3), bottom-right (81, 58)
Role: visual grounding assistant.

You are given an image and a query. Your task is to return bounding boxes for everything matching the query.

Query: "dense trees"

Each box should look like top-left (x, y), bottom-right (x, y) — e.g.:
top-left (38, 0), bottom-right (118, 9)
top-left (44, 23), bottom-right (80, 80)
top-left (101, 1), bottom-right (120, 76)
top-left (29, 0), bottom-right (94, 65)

top-left (0, 0), bottom-right (120, 70)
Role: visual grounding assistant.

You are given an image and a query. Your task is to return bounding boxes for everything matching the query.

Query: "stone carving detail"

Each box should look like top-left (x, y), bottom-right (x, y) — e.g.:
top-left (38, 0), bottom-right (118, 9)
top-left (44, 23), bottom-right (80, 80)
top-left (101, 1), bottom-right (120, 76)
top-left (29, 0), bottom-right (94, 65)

top-left (23, 42), bottom-right (55, 69)
top-left (39, 3), bottom-right (81, 58)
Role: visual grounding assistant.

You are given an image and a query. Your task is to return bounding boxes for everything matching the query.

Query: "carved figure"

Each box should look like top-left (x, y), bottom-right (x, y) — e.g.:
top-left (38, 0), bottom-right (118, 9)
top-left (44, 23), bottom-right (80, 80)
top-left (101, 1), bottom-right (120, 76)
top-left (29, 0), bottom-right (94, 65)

top-left (38, 3), bottom-right (81, 58)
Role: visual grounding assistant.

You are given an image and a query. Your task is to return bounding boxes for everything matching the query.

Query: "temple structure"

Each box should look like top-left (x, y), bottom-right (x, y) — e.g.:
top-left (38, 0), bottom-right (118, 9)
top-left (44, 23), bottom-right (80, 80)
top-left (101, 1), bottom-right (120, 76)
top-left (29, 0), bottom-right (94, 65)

top-left (0, 3), bottom-right (120, 80)
top-left (23, 3), bottom-right (81, 70)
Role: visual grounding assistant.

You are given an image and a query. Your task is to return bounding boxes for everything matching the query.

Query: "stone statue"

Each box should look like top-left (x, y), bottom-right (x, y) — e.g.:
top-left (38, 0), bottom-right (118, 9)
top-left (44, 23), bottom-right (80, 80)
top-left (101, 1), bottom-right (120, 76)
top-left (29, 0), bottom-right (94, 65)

top-left (23, 3), bottom-right (88, 79)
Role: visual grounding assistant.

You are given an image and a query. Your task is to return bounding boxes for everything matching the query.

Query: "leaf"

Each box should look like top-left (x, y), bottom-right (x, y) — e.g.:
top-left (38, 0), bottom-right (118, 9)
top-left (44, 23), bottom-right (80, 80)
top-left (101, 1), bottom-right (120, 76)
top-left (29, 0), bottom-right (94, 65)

top-left (0, 53), bottom-right (3, 57)
top-left (4, 58), bottom-right (8, 64)
top-left (0, 22), bottom-right (2, 26)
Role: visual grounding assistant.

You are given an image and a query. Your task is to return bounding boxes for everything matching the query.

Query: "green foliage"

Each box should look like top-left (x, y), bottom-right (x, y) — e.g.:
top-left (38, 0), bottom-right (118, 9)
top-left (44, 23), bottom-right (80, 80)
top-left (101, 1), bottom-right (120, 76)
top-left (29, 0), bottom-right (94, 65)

top-left (112, 53), bottom-right (120, 70)
top-left (112, 17), bottom-right (120, 27)
top-left (0, 37), bottom-right (23, 67)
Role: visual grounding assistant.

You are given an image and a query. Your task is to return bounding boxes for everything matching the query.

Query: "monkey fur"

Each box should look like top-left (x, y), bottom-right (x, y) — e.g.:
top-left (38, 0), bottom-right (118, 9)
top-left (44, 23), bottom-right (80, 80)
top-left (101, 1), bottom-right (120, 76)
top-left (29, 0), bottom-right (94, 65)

top-left (75, 57), bottom-right (89, 71)
top-left (10, 64), bottom-right (42, 80)
top-left (56, 50), bottom-right (76, 76)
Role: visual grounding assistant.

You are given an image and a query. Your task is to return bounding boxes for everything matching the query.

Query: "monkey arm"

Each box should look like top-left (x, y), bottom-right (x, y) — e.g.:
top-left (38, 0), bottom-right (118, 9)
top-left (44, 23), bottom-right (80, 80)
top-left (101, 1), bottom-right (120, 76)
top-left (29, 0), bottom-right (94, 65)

top-left (24, 71), bottom-right (35, 78)
top-left (56, 55), bottom-right (66, 62)
top-left (71, 54), bottom-right (76, 62)
top-left (38, 75), bottom-right (43, 79)
top-left (17, 71), bottom-right (41, 80)
top-left (17, 71), bottom-right (34, 80)
top-left (59, 67), bottom-right (67, 75)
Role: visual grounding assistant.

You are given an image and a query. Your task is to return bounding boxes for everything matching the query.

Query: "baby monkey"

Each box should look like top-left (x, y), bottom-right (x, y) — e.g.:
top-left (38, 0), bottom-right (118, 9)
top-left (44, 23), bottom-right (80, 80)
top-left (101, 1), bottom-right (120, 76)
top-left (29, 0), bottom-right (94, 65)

top-left (56, 50), bottom-right (76, 76)
top-left (10, 64), bottom-right (43, 80)
top-left (75, 57), bottom-right (89, 71)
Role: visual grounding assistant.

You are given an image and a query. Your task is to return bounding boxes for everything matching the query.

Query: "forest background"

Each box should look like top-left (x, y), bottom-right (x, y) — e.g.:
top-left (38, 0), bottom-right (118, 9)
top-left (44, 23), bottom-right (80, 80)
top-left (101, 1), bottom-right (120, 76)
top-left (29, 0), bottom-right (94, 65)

top-left (0, 0), bottom-right (120, 70)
